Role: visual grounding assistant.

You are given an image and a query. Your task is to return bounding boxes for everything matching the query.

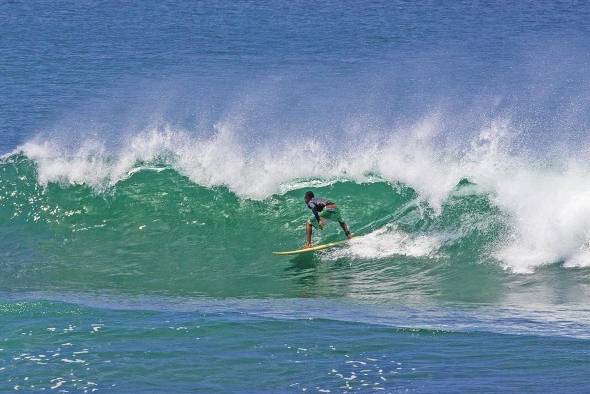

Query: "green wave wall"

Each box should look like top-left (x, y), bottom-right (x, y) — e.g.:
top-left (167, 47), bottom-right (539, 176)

top-left (2, 155), bottom-right (578, 304)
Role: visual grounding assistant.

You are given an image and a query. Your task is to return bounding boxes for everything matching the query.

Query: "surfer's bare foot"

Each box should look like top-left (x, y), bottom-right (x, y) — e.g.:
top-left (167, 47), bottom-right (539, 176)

top-left (303, 243), bottom-right (312, 249)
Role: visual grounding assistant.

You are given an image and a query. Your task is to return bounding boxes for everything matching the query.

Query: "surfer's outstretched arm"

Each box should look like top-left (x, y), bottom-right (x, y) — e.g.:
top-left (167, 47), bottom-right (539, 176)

top-left (339, 221), bottom-right (352, 240)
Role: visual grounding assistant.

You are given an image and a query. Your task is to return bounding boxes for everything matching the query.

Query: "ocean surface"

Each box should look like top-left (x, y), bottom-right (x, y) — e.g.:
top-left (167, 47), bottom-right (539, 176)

top-left (2, 1), bottom-right (590, 392)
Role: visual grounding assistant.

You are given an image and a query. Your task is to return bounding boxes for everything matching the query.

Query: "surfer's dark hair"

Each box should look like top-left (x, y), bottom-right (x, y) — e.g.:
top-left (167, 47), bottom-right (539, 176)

top-left (304, 191), bottom-right (314, 200)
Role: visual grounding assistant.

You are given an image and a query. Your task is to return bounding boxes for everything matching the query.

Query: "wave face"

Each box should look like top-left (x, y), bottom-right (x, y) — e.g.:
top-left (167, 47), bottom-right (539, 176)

top-left (3, 123), bottom-right (590, 304)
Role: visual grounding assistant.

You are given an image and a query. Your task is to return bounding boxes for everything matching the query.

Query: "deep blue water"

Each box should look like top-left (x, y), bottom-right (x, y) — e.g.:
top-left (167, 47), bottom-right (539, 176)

top-left (3, 1), bottom-right (590, 152)
top-left (2, 1), bottom-right (590, 392)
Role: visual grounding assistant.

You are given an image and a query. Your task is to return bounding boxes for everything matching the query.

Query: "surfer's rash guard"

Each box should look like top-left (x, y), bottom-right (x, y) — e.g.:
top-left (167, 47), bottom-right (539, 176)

top-left (307, 197), bottom-right (334, 223)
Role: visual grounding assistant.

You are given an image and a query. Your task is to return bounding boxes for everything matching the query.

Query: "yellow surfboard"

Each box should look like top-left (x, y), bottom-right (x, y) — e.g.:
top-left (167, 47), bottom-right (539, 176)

top-left (272, 238), bottom-right (354, 256)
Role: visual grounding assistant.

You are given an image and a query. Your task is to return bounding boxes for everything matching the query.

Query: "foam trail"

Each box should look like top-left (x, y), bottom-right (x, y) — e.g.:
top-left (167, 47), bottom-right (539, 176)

top-left (326, 224), bottom-right (442, 260)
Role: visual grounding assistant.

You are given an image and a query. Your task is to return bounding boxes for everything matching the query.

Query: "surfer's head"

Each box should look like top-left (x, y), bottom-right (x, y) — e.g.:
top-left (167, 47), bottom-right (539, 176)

top-left (304, 191), bottom-right (314, 203)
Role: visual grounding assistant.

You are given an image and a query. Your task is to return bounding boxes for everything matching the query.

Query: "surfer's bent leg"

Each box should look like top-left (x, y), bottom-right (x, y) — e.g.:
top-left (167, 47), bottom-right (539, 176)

top-left (339, 221), bottom-right (352, 240)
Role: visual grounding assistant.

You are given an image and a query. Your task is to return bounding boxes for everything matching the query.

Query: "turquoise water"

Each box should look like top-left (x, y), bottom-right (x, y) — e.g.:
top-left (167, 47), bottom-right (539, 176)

top-left (3, 1), bottom-right (590, 392)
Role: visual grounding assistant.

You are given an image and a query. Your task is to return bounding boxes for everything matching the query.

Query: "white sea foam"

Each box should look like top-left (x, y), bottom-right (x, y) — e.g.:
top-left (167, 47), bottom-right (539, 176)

top-left (491, 162), bottom-right (590, 272)
top-left (15, 113), bottom-right (467, 201)
top-left (326, 224), bottom-right (442, 260)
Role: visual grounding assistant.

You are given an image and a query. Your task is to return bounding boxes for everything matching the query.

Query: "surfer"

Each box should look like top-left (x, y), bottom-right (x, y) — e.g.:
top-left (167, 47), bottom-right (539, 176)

top-left (304, 191), bottom-right (352, 248)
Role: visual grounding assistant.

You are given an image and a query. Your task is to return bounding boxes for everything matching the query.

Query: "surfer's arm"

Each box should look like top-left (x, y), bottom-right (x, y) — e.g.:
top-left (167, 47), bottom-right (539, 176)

top-left (308, 202), bottom-right (321, 223)
top-left (311, 208), bottom-right (325, 229)
top-left (312, 209), bottom-right (321, 223)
